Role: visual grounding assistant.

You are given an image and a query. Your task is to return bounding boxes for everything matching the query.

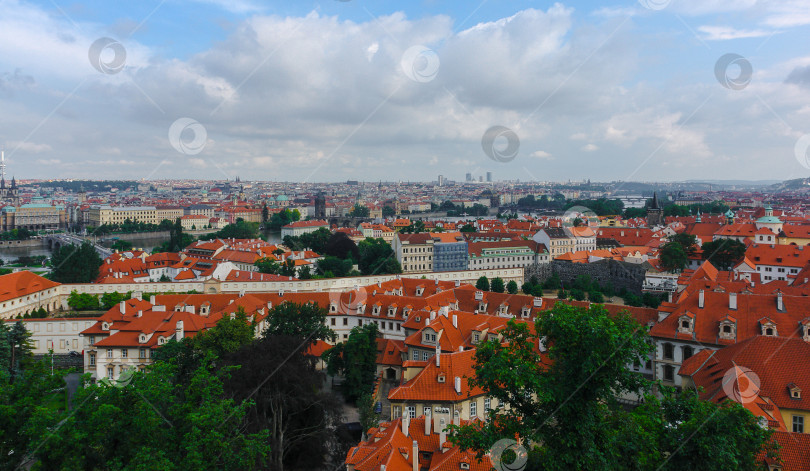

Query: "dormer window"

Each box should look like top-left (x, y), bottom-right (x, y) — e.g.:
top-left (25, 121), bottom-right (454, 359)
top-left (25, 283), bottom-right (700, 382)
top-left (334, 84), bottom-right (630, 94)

top-left (499, 304), bottom-right (509, 315)
top-left (760, 319), bottom-right (778, 337)
top-left (521, 307), bottom-right (530, 318)
top-left (460, 463), bottom-right (470, 470)
top-left (388, 306), bottom-right (397, 317)
top-left (101, 322), bottom-right (110, 331)
top-left (478, 302), bottom-right (487, 312)
top-left (372, 305), bottom-right (381, 315)
top-left (472, 332), bottom-right (480, 344)
top-left (677, 314), bottom-right (694, 334)
top-left (139, 334), bottom-right (147, 344)
top-left (801, 319), bottom-right (810, 342)
top-left (357, 304), bottom-right (365, 314)
top-left (789, 383), bottom-right (802, 399)
top-left (437, 374), bottom-right (446, 383)
top-left (329, 303), bottom-right (337, 313)
top-left (416, 287), bottom-right (424, 296)
top-left (158, 336), bottom-right (166, 345)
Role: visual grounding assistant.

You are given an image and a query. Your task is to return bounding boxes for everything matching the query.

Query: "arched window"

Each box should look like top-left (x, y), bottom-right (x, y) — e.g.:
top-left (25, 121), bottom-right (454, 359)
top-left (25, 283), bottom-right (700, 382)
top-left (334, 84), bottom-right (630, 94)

top-left (682, 346), bottom-right (694, 360)
top-left (662, 343), bottom-right (674, 360)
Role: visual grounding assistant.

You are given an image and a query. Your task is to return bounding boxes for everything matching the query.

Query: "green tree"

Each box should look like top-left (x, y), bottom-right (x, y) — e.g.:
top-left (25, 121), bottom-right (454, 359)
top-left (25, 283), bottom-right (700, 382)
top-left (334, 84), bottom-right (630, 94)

top-left (357, 392), bottom-right (378, 441)
top-left (66, 291), bottom-right (101, 311)
top-left (357, 238), bottom-right (402, 276)
top-left (700, 239), bottom-right (747, 270)
top-left (589, 291), bottom-right (605, 303)
top-left (323, 323), bottom-right (378, 402)
top-left (192, 307), bottom-right (256, 359)
top-left (36, 359), bottom-right (270, 471)
top-left (50, 242), bottom-right (103, 283)
top-left (506, 280), bottom-right (518, 294)
top-left (223, 334), bottom-right (343, 471)
top-left (99, 291), bottom-right (125, 310)
top-left (325, 232), bottom-right (360, 260)
top-left (659, 242), bottom-right (688, 272)
top-left (255, 257), bottom-right (281, 274)
top-left (490, 277), bottom-right (505, 293)
top-left (460, 223), bottom-right (476, 233)
top-left (316, 256), bottom-right (353, 278)
top-left (111, 239), bottom-right (133, 252)
top-left (451, 304), bottom-right (652, 469)
top-left (669, 233), bottom-right (698, 254)
top-left (350, 204), bottom-right (370, 217)
top-left (262, 302), bottom-right (335, 344)
top-left (382, 206), bottom-right (396, 217)
top-left (261, 203), bottom-right (269, 223)
top-left (475, 276), bottom-right (490, 291)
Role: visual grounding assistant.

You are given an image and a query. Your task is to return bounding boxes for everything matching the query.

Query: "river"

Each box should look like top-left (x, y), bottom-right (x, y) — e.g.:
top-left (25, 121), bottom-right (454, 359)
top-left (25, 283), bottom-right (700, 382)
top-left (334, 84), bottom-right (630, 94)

top-left (0, 231), bottom-right (284, 264)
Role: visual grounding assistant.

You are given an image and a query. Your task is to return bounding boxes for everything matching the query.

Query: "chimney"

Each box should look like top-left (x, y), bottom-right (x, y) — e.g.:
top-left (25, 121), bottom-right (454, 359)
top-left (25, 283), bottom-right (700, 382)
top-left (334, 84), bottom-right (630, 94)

top-left (424, 409), bottom-right (431, 435)
top-left (381, 466), bottom-right (386, 471)
top-left (176, 320), bottom-right (184, 341)
top-left (120, 301), bottom-right (126, 314)
top-left (439, 418), bottom-right (447, 449)
top-left (402, 413), bottom-right (410, 436)
top-left (777, 292), bottom-right (784, 311)
top-left (729, 293), bottom-right (737, 310)
top-left (698, 290), bottom-right (704, 308)
top-left (454, 376), bottom-right (461, 394)
top-left (435, 345), bottom-right (440, 367)
top-left (452, 314), bottom-right (457, 328)
top-left (134, 291), bottom-right (143, 301)
top-left (453, 409), bottom-right (460, 426)
top-left (412, 441), bottom-right (419, 471)
top-left (150, 295), bottom-right (157, 304)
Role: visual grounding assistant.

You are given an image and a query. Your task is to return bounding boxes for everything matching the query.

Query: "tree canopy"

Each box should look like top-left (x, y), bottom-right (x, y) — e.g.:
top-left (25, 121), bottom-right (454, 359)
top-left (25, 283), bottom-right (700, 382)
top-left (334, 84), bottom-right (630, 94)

top-left (50, 242), bottom-right (103, 283)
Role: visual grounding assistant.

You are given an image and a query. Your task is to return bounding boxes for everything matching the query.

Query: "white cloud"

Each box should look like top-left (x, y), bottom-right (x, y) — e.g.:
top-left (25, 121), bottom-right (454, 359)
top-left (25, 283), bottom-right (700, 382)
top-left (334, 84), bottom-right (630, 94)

top-left (530, 150), bottom-right (552, 159)
top-left (582, 144), bottom-right (599, 152)
top-left (698, 25), bottom-right (772, 40)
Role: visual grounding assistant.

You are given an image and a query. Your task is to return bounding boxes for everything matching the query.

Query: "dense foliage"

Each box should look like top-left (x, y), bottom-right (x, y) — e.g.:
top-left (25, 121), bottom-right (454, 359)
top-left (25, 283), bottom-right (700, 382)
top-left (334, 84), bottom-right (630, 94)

top-left (450, 303), bottom-right (777, 470)
top-left (49, 242), bottom-right (103, 283)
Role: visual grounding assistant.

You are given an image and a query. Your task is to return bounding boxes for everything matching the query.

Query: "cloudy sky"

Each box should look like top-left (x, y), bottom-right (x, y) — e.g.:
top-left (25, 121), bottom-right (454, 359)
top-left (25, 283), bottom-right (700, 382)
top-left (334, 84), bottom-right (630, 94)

top-left (1, 0), bottom-right (809, 182)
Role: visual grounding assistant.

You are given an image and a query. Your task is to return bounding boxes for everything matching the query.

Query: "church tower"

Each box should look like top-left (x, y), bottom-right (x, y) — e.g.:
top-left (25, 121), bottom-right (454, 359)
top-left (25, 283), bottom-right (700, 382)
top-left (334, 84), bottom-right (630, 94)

top-left (646, 192), bottom-right (664, 227)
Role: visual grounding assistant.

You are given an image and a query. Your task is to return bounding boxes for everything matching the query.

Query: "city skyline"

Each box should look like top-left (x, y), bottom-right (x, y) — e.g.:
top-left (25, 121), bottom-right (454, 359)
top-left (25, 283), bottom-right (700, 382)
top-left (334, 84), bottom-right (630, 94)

top-left (1, 1), bottom-right (810, 182)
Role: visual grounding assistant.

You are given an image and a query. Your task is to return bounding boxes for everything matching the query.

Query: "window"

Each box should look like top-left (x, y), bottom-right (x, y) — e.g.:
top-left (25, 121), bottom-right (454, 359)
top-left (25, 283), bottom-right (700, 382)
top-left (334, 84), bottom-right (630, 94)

top-left (470, 401), bottom-right (477, 417)
top-left (342, 318), bottom-right (348, 326)
top-left (412, 350), bottom-right (419, 361)
top-left (682, 346), bottom-right (694, 360)
top-left (663, 365), bottom-right (675, 382)
top-left (107, 367), bottom-right (114, 379)
top-left (393, 406), bottom-right (401, 418)
top-left (484, 397), bottom-right (491, 411)
top-left (89, 354), bottom-right (96, 366)
top-left (107, 348), bottom-right (113, 358)
top-left (330, 318), bottom-right (335, 326)
top-left (423, 406), bottom-right (431, 416)
top-left (406, 406), bottom-right (416, 419)
top-left (793, 416), bottom-right (805, 433)
top-left (121, 349), bottom-right (128, 358)
top-left (139, 348), bottom-right (147, 359)
top-left (662, 343), bottom-right (674, 360)
top-left (422, 351), bottom-right (430, 361)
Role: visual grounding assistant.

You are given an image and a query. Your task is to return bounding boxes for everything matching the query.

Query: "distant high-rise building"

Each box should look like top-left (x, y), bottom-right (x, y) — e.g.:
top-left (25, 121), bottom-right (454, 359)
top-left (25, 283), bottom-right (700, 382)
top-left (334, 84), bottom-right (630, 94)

top-left (438, 175), bottom-right (445, 186)
top-left (478, 176), bottom-right (483, 182)
top-left (486, 172), bottom-right (492, 182)
top-left (465, 172), bottom-right (472, 182)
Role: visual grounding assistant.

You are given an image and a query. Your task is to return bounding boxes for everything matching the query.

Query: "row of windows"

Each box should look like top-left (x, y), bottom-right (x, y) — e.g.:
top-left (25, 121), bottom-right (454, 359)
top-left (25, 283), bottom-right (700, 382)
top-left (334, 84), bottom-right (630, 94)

top-left (104, 348), bottom-right (150, 359)
top-left (393, 398), bottom-right (493, 419)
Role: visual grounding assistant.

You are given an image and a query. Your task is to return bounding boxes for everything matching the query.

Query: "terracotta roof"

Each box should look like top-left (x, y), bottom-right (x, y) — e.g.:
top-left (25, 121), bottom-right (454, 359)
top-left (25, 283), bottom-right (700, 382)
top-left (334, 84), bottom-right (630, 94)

top-left (0, 271), bottom-right (60, 304)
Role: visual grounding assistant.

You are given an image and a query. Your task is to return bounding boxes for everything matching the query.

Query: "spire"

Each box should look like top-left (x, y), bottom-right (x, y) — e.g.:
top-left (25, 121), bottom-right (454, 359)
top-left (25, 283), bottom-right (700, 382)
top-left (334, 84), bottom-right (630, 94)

top-left (651, 192), bottom-right (660, 209)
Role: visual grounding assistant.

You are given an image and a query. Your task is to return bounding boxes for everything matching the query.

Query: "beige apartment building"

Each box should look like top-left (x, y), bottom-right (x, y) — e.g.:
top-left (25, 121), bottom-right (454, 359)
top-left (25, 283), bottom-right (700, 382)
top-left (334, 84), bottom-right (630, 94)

top-left (87, 205), bottom-right (181, 227)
